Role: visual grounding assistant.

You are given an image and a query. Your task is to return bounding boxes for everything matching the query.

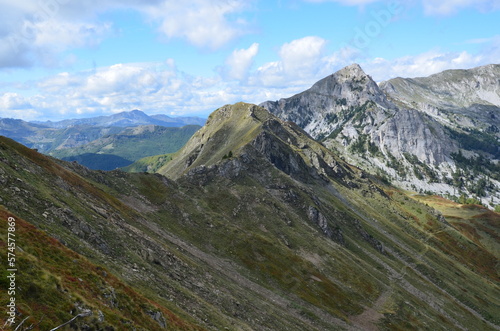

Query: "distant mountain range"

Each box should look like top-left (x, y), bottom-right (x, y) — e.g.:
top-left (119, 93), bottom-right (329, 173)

top-left (50, 125), bottom-right (200, 170)
top-left (260, 63), bottom-right (500, 207)
top-left (0, 109), bottom-right (204, 170)
top-left (0, 109), bottom-right (205, 152)
top-left (31, 109), bottom-right (206, 128)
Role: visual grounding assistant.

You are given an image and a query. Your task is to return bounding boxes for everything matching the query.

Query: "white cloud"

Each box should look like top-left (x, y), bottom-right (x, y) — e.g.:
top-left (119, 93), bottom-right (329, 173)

top-left (361, 48), bottom-right (494, 81)
top-left (37, 72), bottom-right (82, 92)
top-left (279, 36), bottom-right (327, 75)
top-left (0, 0), bottom-right (252, 68)
top-left (0, 92), bottom-right (32, 110)
top-left (0, 5), bottom-right (111, 69)
top-left (421, 0), bottom-right (500, 15)
top-left (83, 64), bottom-right (154, 94)
top-left (0, 92), bottom-right (41, 120)
top-left (221, 43), bottom-right (260, 81)
top-left (144, 0), bottom-right (250, 49)
top-left (253, 36), bottom-right (332, 87)
top-left (254, 61), bottom-right (285, 87)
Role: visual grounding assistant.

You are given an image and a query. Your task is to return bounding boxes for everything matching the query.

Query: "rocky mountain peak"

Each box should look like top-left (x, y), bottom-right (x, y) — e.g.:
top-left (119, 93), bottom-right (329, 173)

top-left (260, 64), bottom-right (396, 140)
top-left (308, 63), bottom-right (394, 110)
top-left (205, 102), bottom-right (272, 127)
top-left (263, 63), bottom-right (499, 206)
top-left (327, 63), bottom-right (366, 83)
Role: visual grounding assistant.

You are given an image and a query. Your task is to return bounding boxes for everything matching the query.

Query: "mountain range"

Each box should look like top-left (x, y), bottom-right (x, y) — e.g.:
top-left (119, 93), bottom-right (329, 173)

top-left (0, 110), bottom-right (204, 170)
top-left (49, 125), bottom-right (201, 170)
top-left (0, 64), bottom-right (499, 330)
top-left (260, 63), bottom-right (500, 207)
top-left (32, 109), bottom-right (206, 129)
top-left (0, 110), bottom-right (204, 153)
top-left (0, 101), bottom-right (499, 330)
top-left (4, 64), bottom-right (499, 208)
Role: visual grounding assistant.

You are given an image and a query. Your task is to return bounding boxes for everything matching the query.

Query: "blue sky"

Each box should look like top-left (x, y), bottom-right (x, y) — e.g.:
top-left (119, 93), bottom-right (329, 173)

top-left (0, 0), bottom-right (499, 121)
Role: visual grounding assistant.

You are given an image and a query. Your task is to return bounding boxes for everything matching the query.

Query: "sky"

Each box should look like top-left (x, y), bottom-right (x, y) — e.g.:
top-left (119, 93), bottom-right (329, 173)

top-left (0, 0), bottom-right (499, 121)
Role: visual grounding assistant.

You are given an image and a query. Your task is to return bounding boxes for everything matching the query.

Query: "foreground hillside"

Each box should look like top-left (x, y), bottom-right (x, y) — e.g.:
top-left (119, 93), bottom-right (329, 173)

top-left (0, 103), bottom-right (499, 330)
top-left (0, 208), bottom-right (202, 330)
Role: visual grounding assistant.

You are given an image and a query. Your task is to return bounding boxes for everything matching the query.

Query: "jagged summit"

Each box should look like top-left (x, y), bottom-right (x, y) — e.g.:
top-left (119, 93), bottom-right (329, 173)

top-left (308, 63), bottom-right (394, 109)
top-left (260, 64), bottom-right (396, 140)
top-left (315, 63), bottom-right (366, 85)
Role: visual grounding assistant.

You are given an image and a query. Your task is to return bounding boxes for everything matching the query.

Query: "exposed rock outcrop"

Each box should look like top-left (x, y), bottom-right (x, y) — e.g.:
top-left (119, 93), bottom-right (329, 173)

top-left (261, 64), bottom-right (500, 204)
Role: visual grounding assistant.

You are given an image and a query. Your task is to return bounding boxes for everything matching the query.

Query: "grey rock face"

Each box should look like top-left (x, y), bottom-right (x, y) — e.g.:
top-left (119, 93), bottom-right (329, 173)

top-left (261, 63), bottom-right (500, 204)
top-left (376, 109), bottom-right (458, 165)
top-left (260, 64), bottom-right (397, 140)
top-left (380, 64), bottom-right (500, 136)
top-left (380, 64), bottom-right (500, 109)
top-left (147, 310), bottom-right (167, 329)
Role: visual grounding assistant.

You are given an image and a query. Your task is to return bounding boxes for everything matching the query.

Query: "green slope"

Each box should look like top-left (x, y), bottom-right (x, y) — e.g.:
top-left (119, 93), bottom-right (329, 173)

top-left (122, 153), bottom-right (173, 173)
top-left (50, 125), bottom-right (200, 170)
top-left (130, 103), bottom-right (500, 330)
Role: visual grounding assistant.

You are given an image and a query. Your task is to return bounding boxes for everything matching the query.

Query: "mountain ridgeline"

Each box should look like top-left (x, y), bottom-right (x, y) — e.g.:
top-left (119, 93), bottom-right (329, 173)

top-left (32, 109), bottom-right (206, 129)
top-left (260, 63), bottom-right (500, 206)
top-left (0, 110), bottom-right (204, 170)
top-left (0, 109), bottom-right (205, 153)
top-left (1, 101), bottom-right (498, 330)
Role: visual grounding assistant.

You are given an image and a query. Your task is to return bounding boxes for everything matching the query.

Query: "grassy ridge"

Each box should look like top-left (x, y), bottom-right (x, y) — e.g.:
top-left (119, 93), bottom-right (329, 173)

top-left (158, 103), bottom-right (268, 178)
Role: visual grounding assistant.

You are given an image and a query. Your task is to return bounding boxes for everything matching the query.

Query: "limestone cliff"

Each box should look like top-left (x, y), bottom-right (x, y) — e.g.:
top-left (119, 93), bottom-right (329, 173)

top-left (261, 64), bottom-right (500, 205)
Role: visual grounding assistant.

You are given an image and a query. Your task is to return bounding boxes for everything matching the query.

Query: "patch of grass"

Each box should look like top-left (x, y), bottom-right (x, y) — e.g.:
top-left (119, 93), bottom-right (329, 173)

top-left (123, 153), bottom-right (174, 173)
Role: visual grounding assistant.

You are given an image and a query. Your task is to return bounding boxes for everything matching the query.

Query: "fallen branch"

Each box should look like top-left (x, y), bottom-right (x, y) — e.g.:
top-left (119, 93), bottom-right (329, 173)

top-left (49, 310), bottom-right (92, 331)
top-left (13, 317), bottom-right (30, 331)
